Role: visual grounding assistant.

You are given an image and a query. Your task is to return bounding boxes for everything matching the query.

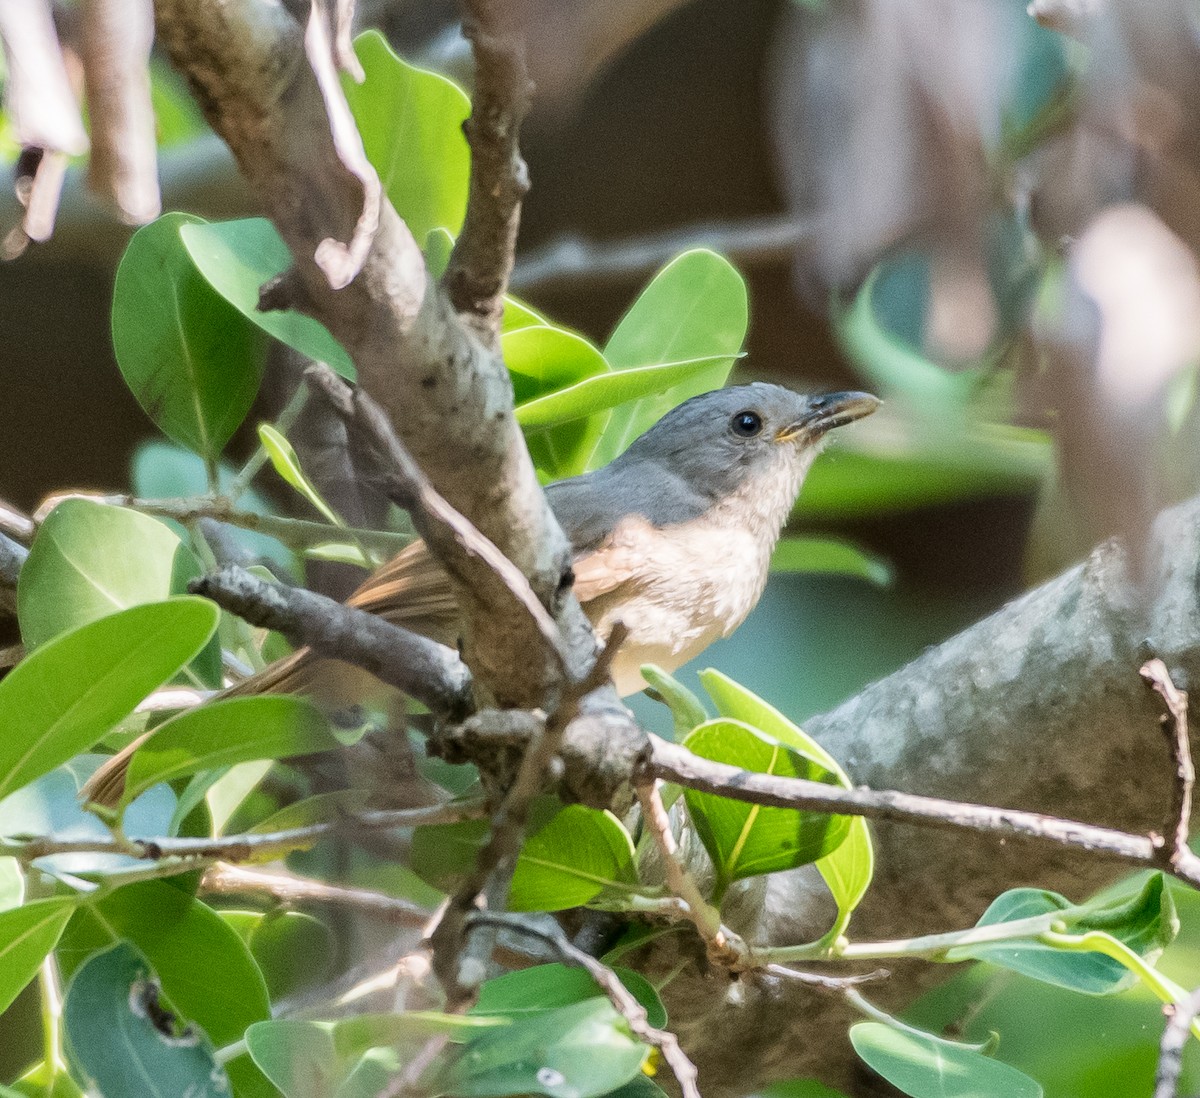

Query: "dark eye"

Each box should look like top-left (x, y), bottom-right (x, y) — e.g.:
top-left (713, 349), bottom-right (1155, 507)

top-left (731, 410), bottom-right (763, 437)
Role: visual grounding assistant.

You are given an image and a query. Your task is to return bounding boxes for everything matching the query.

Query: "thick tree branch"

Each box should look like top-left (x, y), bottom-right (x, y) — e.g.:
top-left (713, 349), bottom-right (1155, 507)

top-left (443, 0), bottom-right (532, 344)
top-left (191, 566), bottom-right (475, 720)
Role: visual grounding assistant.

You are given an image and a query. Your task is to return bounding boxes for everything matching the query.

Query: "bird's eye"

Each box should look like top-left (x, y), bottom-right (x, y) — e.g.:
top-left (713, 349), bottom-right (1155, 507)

top-left (731, 410), bottom-right (763, 437)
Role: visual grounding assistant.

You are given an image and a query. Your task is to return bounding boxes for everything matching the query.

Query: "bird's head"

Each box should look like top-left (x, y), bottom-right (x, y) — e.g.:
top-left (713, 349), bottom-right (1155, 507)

top-left (620, 383), bottom-right (880, 510)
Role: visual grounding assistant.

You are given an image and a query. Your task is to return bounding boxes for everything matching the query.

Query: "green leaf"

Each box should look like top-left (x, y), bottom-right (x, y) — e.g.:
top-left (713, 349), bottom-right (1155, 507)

top-left (502, 295), bottom-right (547, 333)
top-left (223, 909), bottom-right (335, 1001)
top-left (0, 899), bottom-right (74, 1013)
top-left (0, 857), bottom-right (23, 911)
top-left (17, 499), bottom-right (221, 686)
top-left (590, 250), bottom-right (746, 469)
top-left (509, 805), bottom-right (638, 912)
top-left (425, 227), bottom-right (455, 278)
top-left (112, 212), bottom-right (266, 459)
top-left (474, 963), bottom-right (666, 1030)
top-left (57, 880), bottom-right (271, 1097)
top-left (0, 600), bottom-right (219, 802)
top-left (640, 665), bottom-right (708, 739)
top-left (505, 325), bottom-right (611, 481)
top-left (750, 1082), bottom-right (850, 1098)
top-left (515, 354), bottom-right (741, 429)
top-left (258, 423), bottom-right (346, 526)
top-left (849, 1023), bottom-right (1043, 1098)
top-left (345, 31), bottom-right (470, 243)
top-left (769, 537), bottom-right (893, 586)
top-left (435, 999), bottom-right (648, 1098)
top-left (681, 718), bottom-right (851, 897)
top-left (698, 670), bottom-right (873, 934)
top-left (120, 695), bottom-right (336, 807)
top-left (410, 818), bottom-right (490, 894)
top-left (949, 875), bottom-right (1178, 994)
top-left (63, 942), bottom-right (229, 1098)
top-left (178, 217), bottom-right (357, 379)
top-left (8, 1060), bottom-right (84, 1098)
top-left (246, 1018), bottom-right (342, 1098)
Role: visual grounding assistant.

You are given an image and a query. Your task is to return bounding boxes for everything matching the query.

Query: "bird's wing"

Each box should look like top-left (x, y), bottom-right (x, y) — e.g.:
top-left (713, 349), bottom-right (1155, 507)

top-left (568, 515), bottom-right (655, 602)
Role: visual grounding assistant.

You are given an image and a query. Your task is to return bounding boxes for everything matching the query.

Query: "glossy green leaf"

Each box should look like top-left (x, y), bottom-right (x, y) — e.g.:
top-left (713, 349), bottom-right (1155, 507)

top-left (590, 250), bottom-right (746, 469)
top-left (17, 499), bottom-right (220, 687)
top-left (0, 600), bottom-right (219, 802)
top-left (948, 875), bottom-right (1177, 994)
top-left (121, 695), bottom-right (335, 806)
top-left (0, 899), bottom-right (74, 1013)
top-left (63, 942), bottom-right (229, 1098)
top-left (345, 31), bottom-right (470, 243)
top-left (682, 718), bottom-right (850, 897)
top-left (506, 325), bottom-right (611, 480)
top-left (640, 665), bottom-right (708, 739)
top-left (515, 354), bottom-right (740, 429)
top-left (113, 212), bottom-right (266, 459)
top-left (332, 1011), bottom-right (506, 1054)
top-left (849, 1023), bottom-right (1042, 1098)
top-left (751, 1081), bottom-right (849, 1098)
top-left (509, 805), bottom-right (638, 912)
top-left (474, 963), bottom-right (666, 1030)
top-left (698, 670), bottom-right (873, 933)
top-left (222, 909), bottom-right (335, 1001)
top-left (179, 217), bottom-right (357, 378)
top-left (435, 999), bottom-right (648, 1098)
top-left (769, 537), bottom-right (893, 586)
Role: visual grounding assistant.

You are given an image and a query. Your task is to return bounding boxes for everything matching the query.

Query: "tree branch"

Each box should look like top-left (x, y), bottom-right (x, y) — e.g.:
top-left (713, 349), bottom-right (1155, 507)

top-left (190, 565), bottom-right (475, 720)
top-left (443, 0), bottom-right (532, 344)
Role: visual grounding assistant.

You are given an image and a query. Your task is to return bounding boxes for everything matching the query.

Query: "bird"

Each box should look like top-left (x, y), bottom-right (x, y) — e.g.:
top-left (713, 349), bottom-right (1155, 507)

top-left (82, 384), bottom-right (877, 806)
top-left (251, 382), bottom-right (877, 697)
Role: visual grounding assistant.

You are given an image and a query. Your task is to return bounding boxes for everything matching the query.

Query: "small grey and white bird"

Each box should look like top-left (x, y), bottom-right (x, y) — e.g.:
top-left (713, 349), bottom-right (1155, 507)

top-left (81, 384), bottom-right (877, 807)
top-left (268, 383), bottom-right (879, 698)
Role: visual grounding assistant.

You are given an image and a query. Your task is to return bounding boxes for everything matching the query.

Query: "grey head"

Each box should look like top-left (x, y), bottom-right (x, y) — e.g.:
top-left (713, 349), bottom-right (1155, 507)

top-left (547, 383), bottom-right (880, 550)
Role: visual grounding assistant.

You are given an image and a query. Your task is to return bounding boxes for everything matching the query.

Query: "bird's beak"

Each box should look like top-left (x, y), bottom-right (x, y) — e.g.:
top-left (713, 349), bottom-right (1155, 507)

top-left (776, 391), bottom-right (881, 442)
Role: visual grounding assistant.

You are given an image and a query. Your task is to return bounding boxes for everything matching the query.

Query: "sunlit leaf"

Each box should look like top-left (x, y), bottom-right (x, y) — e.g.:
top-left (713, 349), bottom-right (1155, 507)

top-left (769, 537), bottom-right (892, 586)
top-left (179, 217), bottom-right (357, 378)
top-left (258, 423), bottom-right (344, 526)
top-left (0, 899), bottom-right (74, 1014)
top-left (0, 600), bottom-right (218, 801)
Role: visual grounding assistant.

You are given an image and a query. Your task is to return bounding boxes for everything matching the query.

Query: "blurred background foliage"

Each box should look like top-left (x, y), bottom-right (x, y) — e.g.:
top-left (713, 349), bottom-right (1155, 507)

top-left (5, 0), bottom-right (1200, 1094)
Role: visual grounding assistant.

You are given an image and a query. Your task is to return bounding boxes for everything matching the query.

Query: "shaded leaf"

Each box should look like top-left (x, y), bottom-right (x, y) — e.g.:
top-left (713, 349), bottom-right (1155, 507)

top-left (474, 963), bottom-right (666, 1030)
top-left (849, 1022), bottom-right (1042, 1098)
top-left (113, 212), bottom-right (265, 459)
top-left (769, 537), bottom-right (893, 586)
top-left (640, 665), bottom-right (708, 740)
top-left (63, 942), bottom-right (229, 1098)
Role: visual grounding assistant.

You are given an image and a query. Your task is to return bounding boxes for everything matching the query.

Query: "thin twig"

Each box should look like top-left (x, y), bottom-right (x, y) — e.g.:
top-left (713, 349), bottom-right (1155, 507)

top-left (202, 862), bottom-right (432, 925)
top-left (443, 0), bottom-right (532, 344)
top-left (1154, 984), bottom-right (1200, 1098)
top-left (2, 800), bottom-right (484, 865)
top-left (510, 214), bottom-right (813, 298)
top-left (0, 499), bottom-right (34, 543)
top-left (190, 565), bottom-right (475, 719)
top-left (647, 735), bottom-right (1200, 890)
top-left (635, 779), bottom-right (740, 965)
top-left (764, 963), bottom-right (890, 991)
top-left (469, 910), bottom-right (703, 1098)
top-left (1142, 660), bottom-right (1194, 869)
top-left (34, 492), bottom-right (409, 558)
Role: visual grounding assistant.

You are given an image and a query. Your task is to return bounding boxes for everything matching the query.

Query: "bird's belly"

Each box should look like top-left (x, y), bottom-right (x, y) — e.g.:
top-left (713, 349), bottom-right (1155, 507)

top-left (588, 525), bottom-right (769, 696)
